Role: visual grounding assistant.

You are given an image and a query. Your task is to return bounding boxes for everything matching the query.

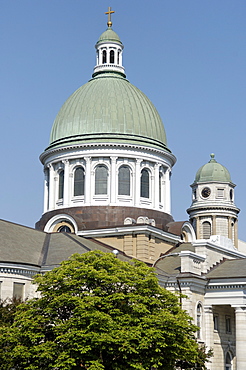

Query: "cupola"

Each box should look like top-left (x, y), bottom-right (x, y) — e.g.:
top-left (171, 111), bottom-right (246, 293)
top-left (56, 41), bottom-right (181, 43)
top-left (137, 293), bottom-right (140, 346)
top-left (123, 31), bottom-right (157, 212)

top-left (187, 154), bottom-right (240, 247)
top-left (93, 7), bottom-right (125, 77)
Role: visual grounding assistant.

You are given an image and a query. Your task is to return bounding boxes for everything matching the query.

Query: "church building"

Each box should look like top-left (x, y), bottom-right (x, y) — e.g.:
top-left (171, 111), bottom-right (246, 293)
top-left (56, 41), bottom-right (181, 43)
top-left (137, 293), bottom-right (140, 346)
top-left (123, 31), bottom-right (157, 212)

top-left (1, 9), bottom-right (246, 370)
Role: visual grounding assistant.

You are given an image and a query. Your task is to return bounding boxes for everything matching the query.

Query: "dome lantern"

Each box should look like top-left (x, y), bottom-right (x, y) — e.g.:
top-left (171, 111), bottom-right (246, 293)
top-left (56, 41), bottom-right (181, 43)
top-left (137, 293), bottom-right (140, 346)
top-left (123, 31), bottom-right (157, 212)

top-left (93, 7), bottom-right (125, 78)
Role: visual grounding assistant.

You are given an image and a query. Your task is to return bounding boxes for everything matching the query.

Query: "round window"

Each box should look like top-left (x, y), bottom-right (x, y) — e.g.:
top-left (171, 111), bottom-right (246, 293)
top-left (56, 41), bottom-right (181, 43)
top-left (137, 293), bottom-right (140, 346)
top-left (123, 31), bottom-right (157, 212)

top-left (201, 187), bottom-right (211, 198)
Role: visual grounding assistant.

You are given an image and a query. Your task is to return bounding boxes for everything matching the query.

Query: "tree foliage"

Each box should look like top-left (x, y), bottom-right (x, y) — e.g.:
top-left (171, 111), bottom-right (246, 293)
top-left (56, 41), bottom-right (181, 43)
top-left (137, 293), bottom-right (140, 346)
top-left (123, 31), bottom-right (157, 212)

top-left (0, 251), bottom-right (208, 369)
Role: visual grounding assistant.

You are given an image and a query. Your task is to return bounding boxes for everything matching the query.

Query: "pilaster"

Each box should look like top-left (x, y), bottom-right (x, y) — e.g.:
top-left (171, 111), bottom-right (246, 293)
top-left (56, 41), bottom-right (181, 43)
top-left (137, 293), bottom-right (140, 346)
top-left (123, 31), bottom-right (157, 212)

top-left (204, 305), bottom-right (213, 370)
top-left (62, 159), bottom-right (70, 207)
top-left (135, 159), bottom-right (142, 206)
top-left (48, 163), bottom-right (55, 210)
top-left (212, 215), bottom-right (216, 235)
top-left (84, 157), bottom-right (91, 205)
top-left (234, 306), bottom-right (246, 369)
top-left (154, 163), bottom-right (160, 209)
top-left (164, 168), bottom-right (171, 214)
top-left (110, 156), bottom-right (117, 204)
top-left (43, 168), bottom-right (49, 213)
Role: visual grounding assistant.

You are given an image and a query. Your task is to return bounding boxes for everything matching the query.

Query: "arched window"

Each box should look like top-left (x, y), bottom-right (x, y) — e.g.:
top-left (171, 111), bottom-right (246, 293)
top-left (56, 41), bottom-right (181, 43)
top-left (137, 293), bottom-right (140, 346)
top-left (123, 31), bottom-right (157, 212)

top-left (141, 169), bottom-right (149, 198)
top-left (196, 303), bottom-right (202, 340)
top-left (110, 50), bottom-right (115, 63)
top-left (225, 352), bottom-right (232, 370)
top-left (58, 170), bottom-right (64, 199)
top-left (58, 225), bottom-right (72, 233)
top-left (95, 165), bottom-right (108, 195)
top-left (202, 221), bottom-right (211, 239)
top-left (74, 167), bottom-right (85, 196)
top-left (117, 50), bottom-right (120, 64)
top-left (102, 50), bottom-right (107, 64)
top-left (159, 172), bottom-right (163, 203)
top-left (118, 166), bottom-right (130, 196)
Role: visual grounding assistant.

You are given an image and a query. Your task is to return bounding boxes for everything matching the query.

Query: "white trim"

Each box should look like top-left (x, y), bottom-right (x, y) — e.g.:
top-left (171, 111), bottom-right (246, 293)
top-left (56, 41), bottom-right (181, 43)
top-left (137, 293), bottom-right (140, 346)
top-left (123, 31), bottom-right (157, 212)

top-left (78, 224), bottom-right (181, 243)
top-left (44, 214), bottom-right (78, 234)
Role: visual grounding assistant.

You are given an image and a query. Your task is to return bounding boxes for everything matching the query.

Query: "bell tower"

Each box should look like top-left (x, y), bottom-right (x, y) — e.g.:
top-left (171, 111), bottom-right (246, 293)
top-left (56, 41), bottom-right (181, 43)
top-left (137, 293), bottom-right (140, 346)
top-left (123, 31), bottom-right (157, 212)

top-left (187, 154), bottom-right (240, 247)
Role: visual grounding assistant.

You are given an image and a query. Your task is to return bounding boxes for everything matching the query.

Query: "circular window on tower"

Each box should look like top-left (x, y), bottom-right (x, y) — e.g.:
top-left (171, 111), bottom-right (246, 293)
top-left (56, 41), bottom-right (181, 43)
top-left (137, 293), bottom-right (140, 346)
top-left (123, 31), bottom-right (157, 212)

top-left (201, 187), bottom-right (211, 198)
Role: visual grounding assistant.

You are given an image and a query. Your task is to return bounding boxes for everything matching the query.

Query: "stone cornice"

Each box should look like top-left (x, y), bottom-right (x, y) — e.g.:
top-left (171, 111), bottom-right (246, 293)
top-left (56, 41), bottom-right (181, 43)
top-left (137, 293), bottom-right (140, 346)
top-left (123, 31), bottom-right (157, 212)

top-left (187, 204), bottom-right (240, 214)
top-left (0, 264), bottom-right (40, 277)
top-left (40, 142), bottom-right (176, 166)
top-left (193, 240), bottom-right (246, 258)
top-left (78, 224), bottom-right (181, 243)
top-left (206, 283), bottom-right (246, 290)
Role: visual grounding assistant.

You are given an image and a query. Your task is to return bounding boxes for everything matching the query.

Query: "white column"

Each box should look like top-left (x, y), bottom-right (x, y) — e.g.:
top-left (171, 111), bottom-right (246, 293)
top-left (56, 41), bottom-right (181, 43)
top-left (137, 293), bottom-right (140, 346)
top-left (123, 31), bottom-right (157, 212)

top-left (96, 50), bottom-right (99, 66)
top-left (164, 168), bottom-right (171, 214)
top-left (204, 306), bottom-right (213, 370)
top-left (98, 48), bottom-right (102, 65)
top-left (119, 49), bottom-right (123, 66)
top-left (43, 168), bottom-right (49, 213)
top-left (135, 159), bottom-right (142, 206)
top-left (110, 156), bottom-right (117, 204)
top-left (235, 306), bottom-right (246, 369)
top-left (84, 157), bottom-right (91, 205)
top-left (154, 163), bottom-right (160, 209)
top-left (48, 163), bottom-right (56, 210)
top-left (63, 159), bottom-right (70, 207)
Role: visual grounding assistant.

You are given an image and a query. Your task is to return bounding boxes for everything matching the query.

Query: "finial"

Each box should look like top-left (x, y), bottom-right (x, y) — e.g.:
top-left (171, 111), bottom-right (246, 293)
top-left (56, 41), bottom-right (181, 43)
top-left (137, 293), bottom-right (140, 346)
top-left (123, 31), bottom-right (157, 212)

top-left (209, 153), bottom-right (216, 162)
top-left (105, 6), bottom-right (115, 27)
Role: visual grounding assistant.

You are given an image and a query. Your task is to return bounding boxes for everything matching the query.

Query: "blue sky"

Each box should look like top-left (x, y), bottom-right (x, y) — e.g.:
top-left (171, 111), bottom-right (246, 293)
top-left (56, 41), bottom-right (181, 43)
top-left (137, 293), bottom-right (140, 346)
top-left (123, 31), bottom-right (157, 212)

top-left (1, 1), bottom-right (245, 240)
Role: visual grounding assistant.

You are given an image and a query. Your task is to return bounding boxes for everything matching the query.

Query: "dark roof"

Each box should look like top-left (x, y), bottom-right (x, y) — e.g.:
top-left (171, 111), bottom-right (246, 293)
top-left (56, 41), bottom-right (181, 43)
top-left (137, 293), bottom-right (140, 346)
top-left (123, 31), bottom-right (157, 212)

top-left (207, 258), bottom-right (246, 279)
top-left (154, 243), bottom-right (195, 275)
top-left (166, 221), bottom-right (187, 236)
top-left (0, 219), bottom-right (131, 269)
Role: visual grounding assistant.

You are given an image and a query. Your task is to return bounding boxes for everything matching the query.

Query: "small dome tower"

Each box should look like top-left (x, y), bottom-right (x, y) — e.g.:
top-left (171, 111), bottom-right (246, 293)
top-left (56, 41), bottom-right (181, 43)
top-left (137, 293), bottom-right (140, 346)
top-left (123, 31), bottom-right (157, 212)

top-left (187, 154), bottom-right (240, 247)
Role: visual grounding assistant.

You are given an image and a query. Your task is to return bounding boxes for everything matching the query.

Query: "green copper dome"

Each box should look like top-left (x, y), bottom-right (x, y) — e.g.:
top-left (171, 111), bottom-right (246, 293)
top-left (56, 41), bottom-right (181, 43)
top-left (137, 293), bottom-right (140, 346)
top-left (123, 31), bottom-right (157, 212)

top-left (97, 27), bottom-right (122, 44)
top-left (47, 73), bottom-right (169, 152)
top-left (195, 154), bottom-right (231, 183)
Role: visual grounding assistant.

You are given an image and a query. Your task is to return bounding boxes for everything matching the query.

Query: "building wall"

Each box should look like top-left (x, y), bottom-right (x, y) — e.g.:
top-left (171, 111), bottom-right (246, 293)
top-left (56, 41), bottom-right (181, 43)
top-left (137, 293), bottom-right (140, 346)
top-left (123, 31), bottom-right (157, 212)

top-left (94, 234), bottom-right (176, 263)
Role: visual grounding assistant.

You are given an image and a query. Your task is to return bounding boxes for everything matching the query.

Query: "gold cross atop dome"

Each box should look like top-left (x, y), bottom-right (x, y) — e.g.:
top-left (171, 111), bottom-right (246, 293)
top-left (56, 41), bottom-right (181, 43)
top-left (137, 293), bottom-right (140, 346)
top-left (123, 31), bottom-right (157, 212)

top-left (105, 7), bottom-right (115, 27)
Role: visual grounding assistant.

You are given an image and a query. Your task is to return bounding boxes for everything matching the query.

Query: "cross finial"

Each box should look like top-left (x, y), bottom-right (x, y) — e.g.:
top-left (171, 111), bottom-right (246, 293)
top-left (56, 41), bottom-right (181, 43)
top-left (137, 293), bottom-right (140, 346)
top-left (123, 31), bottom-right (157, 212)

top-left (105, 6), bottom-right (115, 27)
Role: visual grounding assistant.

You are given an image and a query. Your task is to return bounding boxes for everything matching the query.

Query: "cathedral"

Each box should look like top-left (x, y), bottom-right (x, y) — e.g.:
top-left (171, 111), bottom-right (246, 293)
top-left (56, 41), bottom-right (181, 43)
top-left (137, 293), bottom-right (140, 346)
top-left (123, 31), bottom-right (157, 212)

top-left (1, 9), bottom-right (246, 370)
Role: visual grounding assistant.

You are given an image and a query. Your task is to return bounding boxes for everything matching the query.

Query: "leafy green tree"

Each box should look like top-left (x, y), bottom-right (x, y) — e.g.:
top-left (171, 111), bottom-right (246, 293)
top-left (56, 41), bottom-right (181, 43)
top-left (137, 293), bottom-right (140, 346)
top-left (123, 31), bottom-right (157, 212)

top-left (0, 251), bottom-right (207, 370)
top-left (0, 298), bottom-right (23, 369)
top-left (0, 297), bottom-right (22, 326)
top-left (176, 344), bottom-right (213, 369)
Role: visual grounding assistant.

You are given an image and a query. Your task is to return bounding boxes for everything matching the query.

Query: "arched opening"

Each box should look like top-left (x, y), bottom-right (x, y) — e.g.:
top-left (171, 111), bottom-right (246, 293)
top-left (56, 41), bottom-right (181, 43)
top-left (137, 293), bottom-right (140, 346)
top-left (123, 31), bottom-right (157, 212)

top-left (110, 50), bottom-right (115, 64)
top-left (74, 167), bottom-right (85, 196)
top-left (202, 221), bottom-right (211, 239)
top-left (57, 225), bottom-right (72, 233)
top-left (225, 351), bottom-right (232, 370)
top-left (58, 170), bottom-right (64, 199)
top-left (196, 303), bottom-right (202, 340)
top-left (117, 50), bottom-right (120, 64)
top-left (141, 169), bottom-right (149, 198)
top-left (102, 50), bottom-right (107, 64)
top-left (95, 165), bottom-right (108, 195)
top-left (118, 165), bottom-right (130, 196)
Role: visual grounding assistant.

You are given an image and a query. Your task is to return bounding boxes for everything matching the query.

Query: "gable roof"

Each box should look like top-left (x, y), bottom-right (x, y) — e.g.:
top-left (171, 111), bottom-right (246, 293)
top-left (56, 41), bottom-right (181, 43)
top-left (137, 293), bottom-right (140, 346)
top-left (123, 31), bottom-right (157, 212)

top-left (0, 219), bottom-right (131, 270)
top-left (207, 258), bottom-right (246, 279)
